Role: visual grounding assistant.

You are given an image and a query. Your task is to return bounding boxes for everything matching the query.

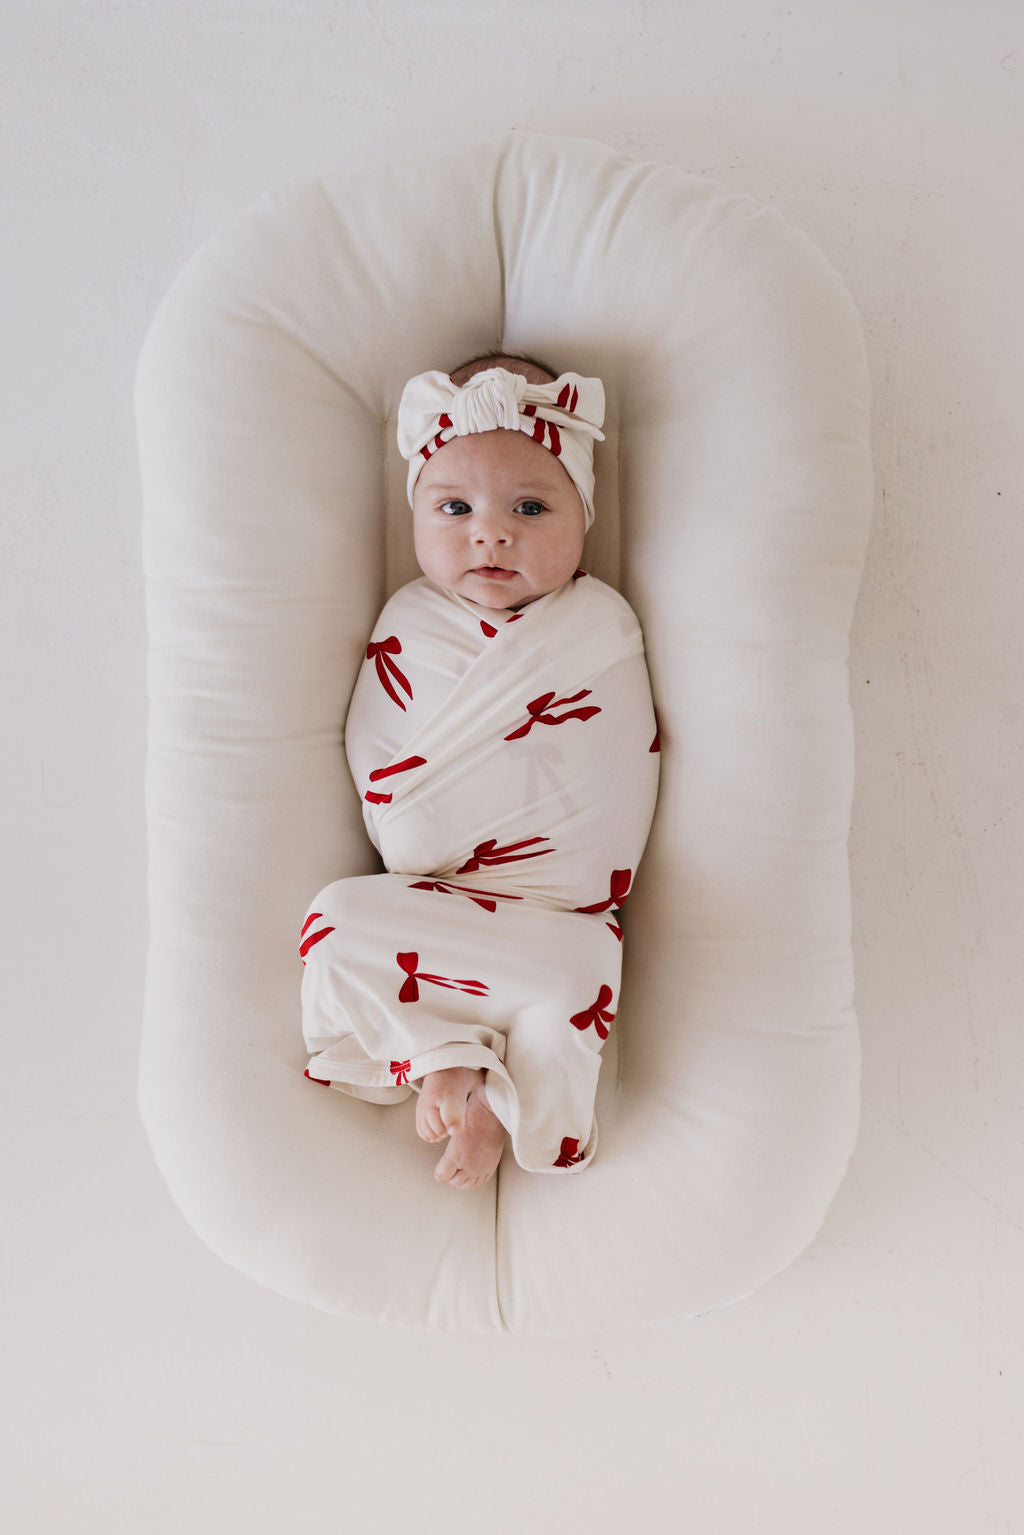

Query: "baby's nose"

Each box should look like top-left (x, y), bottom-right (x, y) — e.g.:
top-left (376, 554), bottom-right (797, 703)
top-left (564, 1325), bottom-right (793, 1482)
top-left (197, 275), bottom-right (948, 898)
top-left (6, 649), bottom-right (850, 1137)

top-left (473, 512), bottom-right (510, 544)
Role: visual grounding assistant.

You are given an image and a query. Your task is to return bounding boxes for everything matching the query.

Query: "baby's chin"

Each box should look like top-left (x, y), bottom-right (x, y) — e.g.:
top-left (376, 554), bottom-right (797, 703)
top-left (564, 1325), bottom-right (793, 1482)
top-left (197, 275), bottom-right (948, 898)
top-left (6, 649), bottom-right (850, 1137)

top-left (451, 561), bottom-right (581, 609)
top-left (454, 572), bottom-right (549, 609)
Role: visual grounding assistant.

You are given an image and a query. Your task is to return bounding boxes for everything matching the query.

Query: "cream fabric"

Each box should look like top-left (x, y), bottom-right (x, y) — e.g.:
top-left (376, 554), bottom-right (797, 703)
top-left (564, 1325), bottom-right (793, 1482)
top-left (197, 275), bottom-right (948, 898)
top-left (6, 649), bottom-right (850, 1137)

top-left (300, 573), bottom-right (659, 1172)
top-left (136, 131), bottom-right (872, 1333)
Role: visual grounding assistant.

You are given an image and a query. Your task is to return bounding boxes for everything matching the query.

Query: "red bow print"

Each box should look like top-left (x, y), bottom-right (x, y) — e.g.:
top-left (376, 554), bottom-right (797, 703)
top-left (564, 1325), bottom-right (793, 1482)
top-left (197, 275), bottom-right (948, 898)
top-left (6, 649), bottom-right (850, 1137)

top-left (574, 868), bottom-right (632, 915)
top-left (390, 1060), bottom-right (411, 1086)
top-left (364, 754), bottom-right (427, 804)
top-left (456, 835), bottom-right (553, 875)
top-left (366, 636), bottom-right (413, 710)
top-left (480, 613), bottom-right (524, 638)
top-left (554, 1136), bottom-right (586, 1168)
top-left (520, 404), bottom-right (562, 457)
top-left (396, 952), bottom-right (490, 1004)
top-left (299, 911), bottom-right (335, 964)
top-left (408, 879), bottom-right (523, 913)
top-left (570, 984), bottom-right (616, 1040)
top-left (504, 689), bottom-right (601, 741)
top-left (304, 1068), bottom-right (331, 1086)
top-left (418, 413), bottom-right (454, 463)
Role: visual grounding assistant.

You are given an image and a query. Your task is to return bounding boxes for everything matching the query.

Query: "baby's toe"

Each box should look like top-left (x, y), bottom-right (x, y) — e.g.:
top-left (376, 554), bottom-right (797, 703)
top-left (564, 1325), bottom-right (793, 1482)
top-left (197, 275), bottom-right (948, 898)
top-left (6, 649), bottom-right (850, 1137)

top-left (416, 1102), bottom-right (447, 1143)
top-left (438, 1094), bottom-right (469, 1134)
top-left (433, 1147), bottom-right (460, 1183)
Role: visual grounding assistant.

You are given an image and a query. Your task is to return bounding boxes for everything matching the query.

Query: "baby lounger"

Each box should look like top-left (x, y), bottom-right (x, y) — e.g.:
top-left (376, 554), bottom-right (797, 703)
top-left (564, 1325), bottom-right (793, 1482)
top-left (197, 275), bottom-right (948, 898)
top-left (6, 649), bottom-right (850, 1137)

top-left (137, 131), bottom-right (873, 1334)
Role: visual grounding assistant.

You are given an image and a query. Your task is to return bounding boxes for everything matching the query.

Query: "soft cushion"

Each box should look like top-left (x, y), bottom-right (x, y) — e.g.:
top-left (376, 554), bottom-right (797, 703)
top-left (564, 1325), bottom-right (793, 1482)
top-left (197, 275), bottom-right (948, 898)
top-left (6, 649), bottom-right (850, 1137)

top-left (136, 130), bottom-right (873, 1334)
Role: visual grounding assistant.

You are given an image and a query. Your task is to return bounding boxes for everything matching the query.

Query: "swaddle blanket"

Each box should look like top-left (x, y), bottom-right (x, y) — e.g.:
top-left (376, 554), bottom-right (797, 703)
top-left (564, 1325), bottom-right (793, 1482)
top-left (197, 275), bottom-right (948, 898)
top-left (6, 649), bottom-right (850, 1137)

top-left (300, 569), bottom-right (660, 1173)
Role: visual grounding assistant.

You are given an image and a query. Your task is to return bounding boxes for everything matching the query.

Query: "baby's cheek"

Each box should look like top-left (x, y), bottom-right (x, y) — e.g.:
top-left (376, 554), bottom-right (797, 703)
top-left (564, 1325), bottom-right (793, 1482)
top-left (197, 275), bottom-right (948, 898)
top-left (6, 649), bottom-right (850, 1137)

top-left (553, 530), bottom-right (586, 585)
top-left (412, 527), bottom-right (450, 582)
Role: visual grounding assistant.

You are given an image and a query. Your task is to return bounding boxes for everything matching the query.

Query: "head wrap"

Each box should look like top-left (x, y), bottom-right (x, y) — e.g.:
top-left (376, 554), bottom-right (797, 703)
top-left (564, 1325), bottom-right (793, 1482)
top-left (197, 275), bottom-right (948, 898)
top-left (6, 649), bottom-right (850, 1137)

top-left (397, 367), bottom-right (606, 530)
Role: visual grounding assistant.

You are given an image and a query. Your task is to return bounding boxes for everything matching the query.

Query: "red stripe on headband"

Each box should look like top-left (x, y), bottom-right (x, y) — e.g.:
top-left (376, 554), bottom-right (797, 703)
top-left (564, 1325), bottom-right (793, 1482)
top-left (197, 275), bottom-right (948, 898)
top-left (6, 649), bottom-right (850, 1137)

top-left (418, 397), bottom-right (576, 466)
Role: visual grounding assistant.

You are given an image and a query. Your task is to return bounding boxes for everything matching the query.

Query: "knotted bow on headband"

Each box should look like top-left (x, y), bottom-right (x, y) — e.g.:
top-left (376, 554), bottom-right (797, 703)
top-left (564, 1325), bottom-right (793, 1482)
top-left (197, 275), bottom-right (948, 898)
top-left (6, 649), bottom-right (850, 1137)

top-left (396, 367), bottom-right (606, 530)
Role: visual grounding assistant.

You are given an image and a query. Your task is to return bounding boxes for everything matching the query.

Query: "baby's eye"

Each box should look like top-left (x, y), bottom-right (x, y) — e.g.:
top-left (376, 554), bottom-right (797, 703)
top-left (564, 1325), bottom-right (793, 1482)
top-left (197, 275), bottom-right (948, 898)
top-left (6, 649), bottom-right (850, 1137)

top-left (515, 500), bottom-right (546, 517)
top-left (440, 500), bottom-right (472, 516)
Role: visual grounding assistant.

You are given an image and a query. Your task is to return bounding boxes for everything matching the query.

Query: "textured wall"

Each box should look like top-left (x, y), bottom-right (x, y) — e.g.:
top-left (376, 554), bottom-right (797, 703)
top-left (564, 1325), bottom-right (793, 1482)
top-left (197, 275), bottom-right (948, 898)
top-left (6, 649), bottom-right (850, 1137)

top-left (2, 2), bottom-right (1021, 1530)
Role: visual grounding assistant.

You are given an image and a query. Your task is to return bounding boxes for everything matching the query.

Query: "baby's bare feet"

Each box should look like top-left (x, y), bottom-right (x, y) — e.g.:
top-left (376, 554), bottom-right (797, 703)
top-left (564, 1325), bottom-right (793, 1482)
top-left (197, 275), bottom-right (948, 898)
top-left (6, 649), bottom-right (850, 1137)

top-left (416, 1066), bottom-right (484, 1143)
top-left (434, 1080), bottom-right (506, 1190)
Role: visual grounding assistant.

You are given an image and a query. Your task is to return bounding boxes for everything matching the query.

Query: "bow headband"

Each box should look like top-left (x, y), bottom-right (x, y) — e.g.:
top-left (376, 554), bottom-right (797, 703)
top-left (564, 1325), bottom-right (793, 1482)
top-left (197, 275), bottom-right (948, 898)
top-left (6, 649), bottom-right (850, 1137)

top-left (396, 367), bottom-right (606, 530)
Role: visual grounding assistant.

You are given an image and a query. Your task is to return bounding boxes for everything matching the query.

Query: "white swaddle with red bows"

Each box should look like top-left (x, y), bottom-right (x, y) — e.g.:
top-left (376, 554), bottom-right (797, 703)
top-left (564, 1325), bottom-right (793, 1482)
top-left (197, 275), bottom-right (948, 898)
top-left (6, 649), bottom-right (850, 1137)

top-left (299, 569), bottom-right (660, 1173)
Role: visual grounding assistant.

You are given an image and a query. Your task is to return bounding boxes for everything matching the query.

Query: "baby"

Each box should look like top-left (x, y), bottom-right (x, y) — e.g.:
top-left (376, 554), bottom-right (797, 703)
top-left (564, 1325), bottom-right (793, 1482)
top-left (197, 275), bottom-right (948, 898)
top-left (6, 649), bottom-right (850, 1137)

top-left (299, 351), bottom-right (660, 1189)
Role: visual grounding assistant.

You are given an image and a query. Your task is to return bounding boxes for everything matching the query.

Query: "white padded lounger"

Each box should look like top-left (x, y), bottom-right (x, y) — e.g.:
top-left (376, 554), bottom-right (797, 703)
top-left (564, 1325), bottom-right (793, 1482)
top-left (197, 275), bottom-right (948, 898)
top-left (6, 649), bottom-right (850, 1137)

top-left (136, 131), bottom-right (873, 1334)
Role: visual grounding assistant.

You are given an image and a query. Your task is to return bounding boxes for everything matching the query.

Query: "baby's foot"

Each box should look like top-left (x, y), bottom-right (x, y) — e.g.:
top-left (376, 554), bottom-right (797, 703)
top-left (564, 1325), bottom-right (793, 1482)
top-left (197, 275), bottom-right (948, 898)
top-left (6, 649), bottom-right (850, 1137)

top-left (416, 1066), bottom-right (484, 1143)
top-left (434, 1080), bottom-right (506, 1190)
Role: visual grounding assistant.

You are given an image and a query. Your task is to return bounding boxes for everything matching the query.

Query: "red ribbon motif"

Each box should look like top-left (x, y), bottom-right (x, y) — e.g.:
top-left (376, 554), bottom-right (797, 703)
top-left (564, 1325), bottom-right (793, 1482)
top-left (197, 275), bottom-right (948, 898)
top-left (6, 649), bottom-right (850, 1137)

top-left (554, 1136), bottom-right (586, 1168)
top-left (304, 1069), bottom-right (331, 1087)
top-left (390, 1059), bottom-right (411, 1086)
top-left (504, 689), bottom-right (601, 741)
top-left (480, 613), bottom-right (524, 638)
top-left (456, 835), bottom-right (553, 875)
top-left (364, 754), bottom-right (427, 804)
top-left (366, 636), bottom-right (413, 711)
top-left (570, 984), bottom-right (616, 1040)
top-left (520, 404), bottom-right (562, 456)
top-left (396, 951), bottom-right (490, 1004)
top-left (574, 868), bottom-right (632, 915)
top-left (408, 879), bottom-right (523, 913)
top-left (299, 911), bottom-right (335, 964)
top-left (419, 413), bottom-right (454, 462)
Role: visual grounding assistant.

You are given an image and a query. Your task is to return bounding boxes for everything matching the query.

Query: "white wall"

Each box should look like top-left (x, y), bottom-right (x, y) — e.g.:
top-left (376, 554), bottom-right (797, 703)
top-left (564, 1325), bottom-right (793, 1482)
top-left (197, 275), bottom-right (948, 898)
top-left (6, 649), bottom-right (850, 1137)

top-left (3, 2), bottom-right (1022, 1530)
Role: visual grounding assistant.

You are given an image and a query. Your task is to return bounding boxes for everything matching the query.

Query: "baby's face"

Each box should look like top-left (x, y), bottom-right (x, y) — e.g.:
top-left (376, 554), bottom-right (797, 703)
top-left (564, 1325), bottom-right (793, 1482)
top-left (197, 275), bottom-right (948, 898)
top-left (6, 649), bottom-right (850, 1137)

top-left (412, 429), bottom-right (586, 610)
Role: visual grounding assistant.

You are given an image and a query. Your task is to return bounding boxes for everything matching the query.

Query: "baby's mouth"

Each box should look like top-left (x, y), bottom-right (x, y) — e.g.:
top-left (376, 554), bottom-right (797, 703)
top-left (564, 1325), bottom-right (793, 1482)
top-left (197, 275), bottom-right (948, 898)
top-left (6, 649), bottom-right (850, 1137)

top-left (472, 565), bottom-right (516, 578)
